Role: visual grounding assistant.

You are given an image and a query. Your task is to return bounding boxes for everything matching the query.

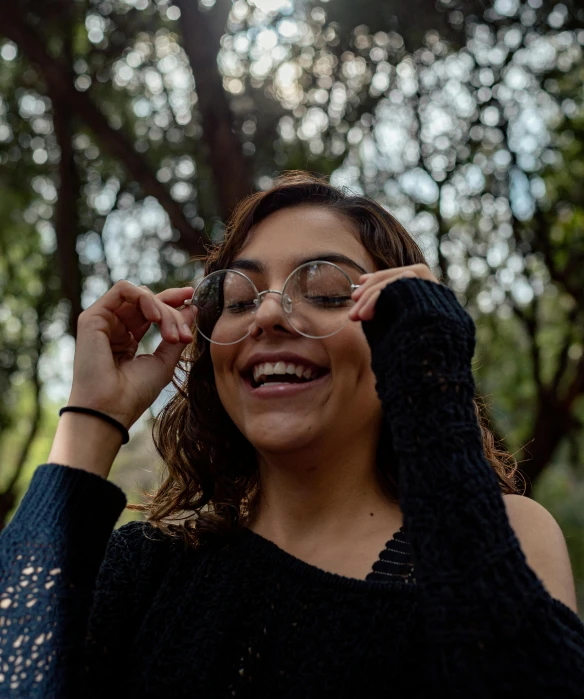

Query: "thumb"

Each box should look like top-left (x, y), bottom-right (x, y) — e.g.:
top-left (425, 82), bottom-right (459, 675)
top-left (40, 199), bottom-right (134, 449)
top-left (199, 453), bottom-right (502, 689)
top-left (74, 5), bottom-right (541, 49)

top-left (152, 336), bottom-right (191, 378)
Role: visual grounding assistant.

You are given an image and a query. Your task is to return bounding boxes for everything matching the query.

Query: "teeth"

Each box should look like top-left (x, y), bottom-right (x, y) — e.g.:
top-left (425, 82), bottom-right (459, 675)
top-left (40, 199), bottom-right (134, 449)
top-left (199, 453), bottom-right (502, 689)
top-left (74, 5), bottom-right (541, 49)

top-left (251, 361), bottom-right (319, 384)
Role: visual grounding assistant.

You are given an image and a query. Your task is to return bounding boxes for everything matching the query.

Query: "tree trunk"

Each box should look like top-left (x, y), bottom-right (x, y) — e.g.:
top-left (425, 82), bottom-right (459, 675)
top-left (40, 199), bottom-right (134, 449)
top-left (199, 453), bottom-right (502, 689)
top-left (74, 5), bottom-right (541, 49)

top-left (0, 309), bottom-right (45, 531)
top-left (51, 25), bottom-right (83, 338)
top-left (175, 0), bottom-right (254, 221)
top-left (0, 5), bottom-right (210, 258)
top-left (520, 391), bottom-right (582, 496)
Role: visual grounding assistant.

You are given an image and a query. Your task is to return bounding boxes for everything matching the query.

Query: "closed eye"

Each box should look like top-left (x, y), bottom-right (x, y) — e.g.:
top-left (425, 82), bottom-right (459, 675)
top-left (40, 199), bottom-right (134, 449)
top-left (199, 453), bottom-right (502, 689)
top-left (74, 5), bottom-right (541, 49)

top-left (225, 300), bottom-right (257, 314)
top-left (305, 295), bottom-right (353, 308)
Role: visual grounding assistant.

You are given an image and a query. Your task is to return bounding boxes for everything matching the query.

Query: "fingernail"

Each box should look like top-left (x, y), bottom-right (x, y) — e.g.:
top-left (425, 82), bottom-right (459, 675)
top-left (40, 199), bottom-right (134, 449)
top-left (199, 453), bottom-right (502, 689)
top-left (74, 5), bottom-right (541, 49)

top-left (182, 323), bottom-right (193, 338)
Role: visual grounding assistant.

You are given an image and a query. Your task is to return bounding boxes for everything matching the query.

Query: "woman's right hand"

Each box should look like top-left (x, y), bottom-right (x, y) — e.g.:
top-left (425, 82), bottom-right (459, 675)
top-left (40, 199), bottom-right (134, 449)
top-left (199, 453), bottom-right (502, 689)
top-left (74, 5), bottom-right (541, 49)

top-left (66, 280), bottom-right (197, 432)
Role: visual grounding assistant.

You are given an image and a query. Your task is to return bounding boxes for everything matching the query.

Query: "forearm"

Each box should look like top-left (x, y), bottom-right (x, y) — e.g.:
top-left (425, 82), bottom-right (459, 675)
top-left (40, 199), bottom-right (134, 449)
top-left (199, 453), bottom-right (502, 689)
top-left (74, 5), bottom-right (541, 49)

top-left (48, 410), bottom-right (124, 479)
top-left (381, 327), bottom-right (515, 575)
top-left (379, 322), bottom-right (530, 625)
top-left (365, 280), bottom-right (564, 631)
top-left (0, 464), bottom-right (127, 696)
top-left (364, 279), bottom-right (584, 693)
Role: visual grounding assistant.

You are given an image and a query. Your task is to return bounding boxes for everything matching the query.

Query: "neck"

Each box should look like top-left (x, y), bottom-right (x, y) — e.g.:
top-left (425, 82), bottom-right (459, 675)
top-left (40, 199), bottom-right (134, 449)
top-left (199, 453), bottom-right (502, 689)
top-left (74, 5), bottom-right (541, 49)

top-left (248, 438), bottom-right (399, 548)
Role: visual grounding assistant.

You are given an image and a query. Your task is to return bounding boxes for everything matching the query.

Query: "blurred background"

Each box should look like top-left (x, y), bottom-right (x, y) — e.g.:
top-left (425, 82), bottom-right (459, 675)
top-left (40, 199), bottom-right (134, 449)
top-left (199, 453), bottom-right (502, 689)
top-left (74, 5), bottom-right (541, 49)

top-left (0, 0), bottom-right (583, 608)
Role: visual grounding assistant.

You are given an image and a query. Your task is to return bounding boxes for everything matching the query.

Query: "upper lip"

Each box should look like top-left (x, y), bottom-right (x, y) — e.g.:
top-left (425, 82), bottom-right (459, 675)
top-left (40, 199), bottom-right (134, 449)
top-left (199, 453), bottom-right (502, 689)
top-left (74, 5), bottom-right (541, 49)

top-left (240, 351), bottom-right (329, 376)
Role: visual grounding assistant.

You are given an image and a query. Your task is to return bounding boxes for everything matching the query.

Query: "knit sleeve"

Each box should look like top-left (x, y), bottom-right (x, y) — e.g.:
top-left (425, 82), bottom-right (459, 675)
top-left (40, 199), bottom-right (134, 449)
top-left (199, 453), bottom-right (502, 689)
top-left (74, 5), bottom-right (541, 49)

top-left (0, 463), bottom-right (127, 698)
top-left (83, 520), bottom-right (162, 698)
top-left (362, 277), bottom-right (584, 696)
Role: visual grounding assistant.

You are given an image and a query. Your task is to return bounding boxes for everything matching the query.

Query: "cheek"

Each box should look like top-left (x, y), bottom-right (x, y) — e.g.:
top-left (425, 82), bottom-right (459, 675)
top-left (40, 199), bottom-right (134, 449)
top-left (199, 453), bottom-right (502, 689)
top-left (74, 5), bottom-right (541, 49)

top-left (328, 326), bottom-right (377, 397)
top-left (332, 324), bottom-right (371, 373)
top-left (210, 346), bottom-right (238, 404)
top-left (210, 344), bottom-right (235, 374)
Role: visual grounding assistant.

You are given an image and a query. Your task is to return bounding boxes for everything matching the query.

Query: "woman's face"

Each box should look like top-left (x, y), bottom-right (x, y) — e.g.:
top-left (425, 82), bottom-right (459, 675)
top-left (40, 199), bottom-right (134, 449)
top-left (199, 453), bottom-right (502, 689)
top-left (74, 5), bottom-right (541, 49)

top-left (210, 205), bottom-right (383, 457)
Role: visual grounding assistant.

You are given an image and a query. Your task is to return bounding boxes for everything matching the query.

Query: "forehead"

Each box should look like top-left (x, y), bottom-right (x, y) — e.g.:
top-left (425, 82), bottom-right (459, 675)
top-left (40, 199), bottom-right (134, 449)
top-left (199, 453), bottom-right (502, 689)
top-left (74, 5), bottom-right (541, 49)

top-left (236, 205), bottom-right (374, 269)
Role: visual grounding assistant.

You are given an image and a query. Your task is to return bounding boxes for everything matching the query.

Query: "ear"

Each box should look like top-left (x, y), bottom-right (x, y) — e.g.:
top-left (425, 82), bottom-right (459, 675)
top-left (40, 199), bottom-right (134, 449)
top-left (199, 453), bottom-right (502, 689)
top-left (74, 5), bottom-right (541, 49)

top-left (503, 494), bottom-right (578, 613)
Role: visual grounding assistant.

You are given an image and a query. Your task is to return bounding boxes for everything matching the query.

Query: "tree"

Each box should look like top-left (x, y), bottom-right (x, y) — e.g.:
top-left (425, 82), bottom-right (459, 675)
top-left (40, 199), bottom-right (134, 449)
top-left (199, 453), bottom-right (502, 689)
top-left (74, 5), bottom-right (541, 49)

top-left (247, 0), bottom-right (584, 492)
top-left (0, 0), bottom-right (583, 532)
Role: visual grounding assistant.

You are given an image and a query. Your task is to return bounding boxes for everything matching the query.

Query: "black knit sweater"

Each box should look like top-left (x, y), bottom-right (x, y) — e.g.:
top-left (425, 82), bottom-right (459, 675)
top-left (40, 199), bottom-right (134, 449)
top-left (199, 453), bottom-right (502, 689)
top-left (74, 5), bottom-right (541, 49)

top-left (1, 278), bottom-right (583, 698)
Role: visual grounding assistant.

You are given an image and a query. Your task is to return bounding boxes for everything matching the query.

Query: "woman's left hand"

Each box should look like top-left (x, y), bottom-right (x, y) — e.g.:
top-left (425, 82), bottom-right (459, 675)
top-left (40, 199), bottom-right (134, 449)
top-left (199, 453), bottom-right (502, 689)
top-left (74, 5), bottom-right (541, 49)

top-left (349, 263), bottom-right (440, 322)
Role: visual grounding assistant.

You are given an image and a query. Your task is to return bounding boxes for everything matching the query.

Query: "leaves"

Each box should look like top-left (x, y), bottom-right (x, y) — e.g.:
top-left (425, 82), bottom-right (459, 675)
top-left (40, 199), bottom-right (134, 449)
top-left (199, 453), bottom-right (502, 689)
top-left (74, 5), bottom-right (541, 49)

top-left (0, 0), bottom-right (584, 601)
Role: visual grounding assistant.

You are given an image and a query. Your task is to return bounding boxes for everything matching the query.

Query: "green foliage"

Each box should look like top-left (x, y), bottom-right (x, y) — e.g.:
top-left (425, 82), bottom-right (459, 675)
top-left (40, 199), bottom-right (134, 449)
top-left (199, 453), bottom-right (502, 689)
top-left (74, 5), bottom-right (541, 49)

top-left (1, 0), bottom-right (584, 609)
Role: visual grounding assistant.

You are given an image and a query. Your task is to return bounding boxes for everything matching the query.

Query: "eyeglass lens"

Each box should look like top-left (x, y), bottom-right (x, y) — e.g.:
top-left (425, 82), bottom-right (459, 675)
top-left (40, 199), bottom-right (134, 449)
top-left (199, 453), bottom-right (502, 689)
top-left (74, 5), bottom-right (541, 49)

top-left (191, 262), bottom-right (356, 345)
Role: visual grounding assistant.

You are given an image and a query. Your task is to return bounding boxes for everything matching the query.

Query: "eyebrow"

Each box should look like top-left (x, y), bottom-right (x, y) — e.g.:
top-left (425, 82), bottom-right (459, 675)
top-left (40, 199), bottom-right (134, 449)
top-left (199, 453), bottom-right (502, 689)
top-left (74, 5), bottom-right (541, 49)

top-left (230, 253), bottom-right (368, 276)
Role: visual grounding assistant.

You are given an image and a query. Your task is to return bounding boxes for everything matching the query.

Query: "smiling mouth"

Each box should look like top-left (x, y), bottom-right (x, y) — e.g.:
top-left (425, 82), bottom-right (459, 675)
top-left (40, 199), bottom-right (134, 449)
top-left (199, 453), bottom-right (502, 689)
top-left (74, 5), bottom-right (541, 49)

top-left (244, 367), bottom-right (330, 389)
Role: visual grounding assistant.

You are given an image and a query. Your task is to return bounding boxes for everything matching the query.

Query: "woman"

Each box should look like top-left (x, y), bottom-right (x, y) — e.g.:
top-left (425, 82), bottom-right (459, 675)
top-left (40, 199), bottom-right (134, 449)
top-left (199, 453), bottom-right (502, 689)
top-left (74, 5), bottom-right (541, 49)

top-left (0, 172), bottom-right (583, 698)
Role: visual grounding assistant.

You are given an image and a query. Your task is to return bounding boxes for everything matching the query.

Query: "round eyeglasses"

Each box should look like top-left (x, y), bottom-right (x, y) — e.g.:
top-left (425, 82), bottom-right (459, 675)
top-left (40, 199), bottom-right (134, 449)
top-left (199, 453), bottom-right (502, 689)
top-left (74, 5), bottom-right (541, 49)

top-left (184, 260), bottom-right (361, 345)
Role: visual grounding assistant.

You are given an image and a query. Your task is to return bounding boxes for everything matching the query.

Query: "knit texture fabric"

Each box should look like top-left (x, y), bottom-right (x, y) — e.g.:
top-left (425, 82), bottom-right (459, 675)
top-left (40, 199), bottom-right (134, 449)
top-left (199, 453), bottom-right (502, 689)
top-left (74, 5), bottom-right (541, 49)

top-left (1, 277), bottom-right (584, 698)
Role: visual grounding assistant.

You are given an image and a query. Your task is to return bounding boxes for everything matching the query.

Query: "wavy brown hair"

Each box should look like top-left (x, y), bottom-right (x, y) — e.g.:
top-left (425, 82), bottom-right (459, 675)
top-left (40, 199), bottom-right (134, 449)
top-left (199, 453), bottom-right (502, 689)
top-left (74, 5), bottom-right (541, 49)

top-left (131, 171), bottom-right (523, 546)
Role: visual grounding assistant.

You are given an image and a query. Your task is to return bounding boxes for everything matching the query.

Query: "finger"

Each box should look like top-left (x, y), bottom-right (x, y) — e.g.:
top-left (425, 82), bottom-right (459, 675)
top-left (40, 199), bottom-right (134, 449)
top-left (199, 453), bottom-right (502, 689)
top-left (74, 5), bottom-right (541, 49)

top-left (154, 286), bottom-right (195, 305)
top-left (108, 282), bottom-right (160, 330)
top-left (130, 319), bottom-right (155, 346)
top-left (113, 293), bottom-right (161, 342)
top-left (356, 289), bottom-right (382, 321)
top-left (113, 285), bottom-right (194, 344)
top-left (363, 271), bottom-right (417, 318)
top-left (131, 312), bottom-right (193, 346)
top-left (125, 332), bottom-right (190, 403)
top-left (152, 327), bottom-right (192, 372)
top-left (408, 263), bottom-right (437, 282)
top-left (352, 268), bottom-right (416, 300)
top-left (150, 290), bottom-right (194, 343)
top-left (82, 282), bottom-right (158, 346)
top-left (350, 281), bottom-right (390, 319)
top-left (358, 270), bottom-right (418, 301)
top-left (349, 285), bottom-right (381, 320)
top-left (97, 280), bottom-right (159, 314)
top-left (350, 272), bottom-right (418, 321)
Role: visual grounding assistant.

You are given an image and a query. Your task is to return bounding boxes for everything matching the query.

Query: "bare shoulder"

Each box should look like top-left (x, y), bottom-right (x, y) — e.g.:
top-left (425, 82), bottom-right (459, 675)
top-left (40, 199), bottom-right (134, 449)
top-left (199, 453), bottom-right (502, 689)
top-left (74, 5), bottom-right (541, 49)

top-left (502, 494), bottom-right (578, 613)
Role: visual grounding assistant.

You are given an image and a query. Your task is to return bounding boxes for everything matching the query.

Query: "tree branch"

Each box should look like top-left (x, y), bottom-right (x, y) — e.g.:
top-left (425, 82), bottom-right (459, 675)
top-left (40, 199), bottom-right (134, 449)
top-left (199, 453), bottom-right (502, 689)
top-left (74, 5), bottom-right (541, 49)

top-left (175, 0), bottom-right (254, 221)
top-left (563, 352), bottom-right (584, 411)
top-left (50, 21), bottom-right (83, 339)
top-left (510, 299), bottom-right (544, 393)
top-left (0, 6), bottom-right (210, 258)
top-left (529, 206), bottom-right (584, 305)
top-left (551, 305), bottom-right (579, 395)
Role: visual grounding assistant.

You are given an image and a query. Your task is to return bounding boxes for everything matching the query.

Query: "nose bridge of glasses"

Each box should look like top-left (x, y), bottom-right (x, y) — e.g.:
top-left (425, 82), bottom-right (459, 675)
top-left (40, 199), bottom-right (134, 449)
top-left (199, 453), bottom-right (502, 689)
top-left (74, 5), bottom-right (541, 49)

top-left (257, 288), bottom-right (284, 301)
top-left (256, 288), bottom-right (292, 315)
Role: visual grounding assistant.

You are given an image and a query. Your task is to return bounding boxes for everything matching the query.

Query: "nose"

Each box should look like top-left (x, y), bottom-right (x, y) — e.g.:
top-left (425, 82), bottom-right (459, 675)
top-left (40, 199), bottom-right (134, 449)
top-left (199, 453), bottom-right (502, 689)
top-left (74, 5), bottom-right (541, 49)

top-left (249, 290), bottom-right (293, 339)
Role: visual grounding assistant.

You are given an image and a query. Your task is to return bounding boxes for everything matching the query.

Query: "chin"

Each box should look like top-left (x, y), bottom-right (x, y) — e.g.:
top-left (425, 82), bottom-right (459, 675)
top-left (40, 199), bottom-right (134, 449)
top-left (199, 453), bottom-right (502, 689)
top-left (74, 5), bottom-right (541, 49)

top-left (243, 419), bottom-right (318, 454)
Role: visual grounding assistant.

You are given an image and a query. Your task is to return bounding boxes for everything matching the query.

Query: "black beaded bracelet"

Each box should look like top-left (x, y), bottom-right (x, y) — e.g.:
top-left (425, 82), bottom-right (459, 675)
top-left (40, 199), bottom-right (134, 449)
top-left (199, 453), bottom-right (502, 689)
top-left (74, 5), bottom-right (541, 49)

top-left (59, 406), bottom-right (130, 444)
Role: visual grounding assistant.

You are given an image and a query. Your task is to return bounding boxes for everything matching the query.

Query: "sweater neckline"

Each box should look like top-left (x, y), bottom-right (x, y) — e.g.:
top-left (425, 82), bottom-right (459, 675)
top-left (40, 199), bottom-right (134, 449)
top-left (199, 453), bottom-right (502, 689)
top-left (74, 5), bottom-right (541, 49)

top-left (237, 525), bottom-right (416, 595)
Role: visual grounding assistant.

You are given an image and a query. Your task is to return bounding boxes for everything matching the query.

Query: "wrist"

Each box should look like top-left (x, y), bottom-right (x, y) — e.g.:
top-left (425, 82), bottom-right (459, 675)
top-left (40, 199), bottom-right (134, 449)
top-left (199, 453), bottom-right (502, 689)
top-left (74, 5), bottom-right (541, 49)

top-left (60, 406), bottom-right (129, 444)
top-left (362, 278), bottom-right (476, 354)
top-left (48, 410), bottom-right (124, 479)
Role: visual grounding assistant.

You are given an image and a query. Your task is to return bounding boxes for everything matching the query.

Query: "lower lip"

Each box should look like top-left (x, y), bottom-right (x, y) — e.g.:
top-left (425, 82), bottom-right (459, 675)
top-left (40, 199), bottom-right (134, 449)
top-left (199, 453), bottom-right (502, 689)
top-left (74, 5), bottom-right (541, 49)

top-left (242, 372), bottom-right (331, 398)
